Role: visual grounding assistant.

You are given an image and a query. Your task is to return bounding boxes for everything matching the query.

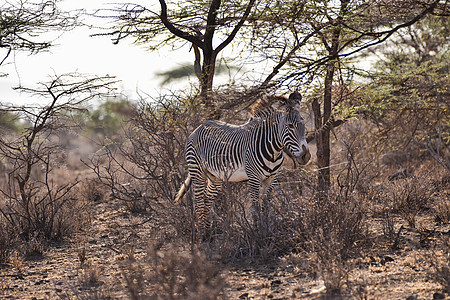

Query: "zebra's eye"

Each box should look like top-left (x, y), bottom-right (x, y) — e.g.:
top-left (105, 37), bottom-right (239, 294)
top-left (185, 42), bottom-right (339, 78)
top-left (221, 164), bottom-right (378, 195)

top-left (287, 123), bottom-right (295, 129)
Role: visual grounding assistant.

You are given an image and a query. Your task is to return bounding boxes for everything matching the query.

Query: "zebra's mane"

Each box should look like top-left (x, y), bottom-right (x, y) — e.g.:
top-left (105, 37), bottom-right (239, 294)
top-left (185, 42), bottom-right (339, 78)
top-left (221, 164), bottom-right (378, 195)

top-left (251, 95), bottom-right (291, 118)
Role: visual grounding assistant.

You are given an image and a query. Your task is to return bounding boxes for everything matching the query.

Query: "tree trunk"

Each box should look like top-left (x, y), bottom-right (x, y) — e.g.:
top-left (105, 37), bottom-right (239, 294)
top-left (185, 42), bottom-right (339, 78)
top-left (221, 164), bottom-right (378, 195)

top-left (314, 0), bottom-right (348, 196)
top-left (199, 50), bottom-right (217, 106)
top-left (316, 61), bottom-right (335, 193)
top-left (312, 98), bottom-right (325, 196)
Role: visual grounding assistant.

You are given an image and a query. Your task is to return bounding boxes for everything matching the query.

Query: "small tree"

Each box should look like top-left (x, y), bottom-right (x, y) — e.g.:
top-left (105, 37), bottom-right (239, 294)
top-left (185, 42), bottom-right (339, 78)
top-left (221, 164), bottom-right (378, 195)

top-left (359, 15), bottom-right (450, 172)
top-left (0, 73), bottom-right (117, 240)
top-left (100, 0), bottom-right (256, 105)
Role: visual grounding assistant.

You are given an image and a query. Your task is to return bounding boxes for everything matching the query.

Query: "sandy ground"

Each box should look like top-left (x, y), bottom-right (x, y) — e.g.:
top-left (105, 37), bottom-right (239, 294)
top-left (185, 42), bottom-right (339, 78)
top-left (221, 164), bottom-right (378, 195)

top-left (1, 196), bottom-right (448, 300)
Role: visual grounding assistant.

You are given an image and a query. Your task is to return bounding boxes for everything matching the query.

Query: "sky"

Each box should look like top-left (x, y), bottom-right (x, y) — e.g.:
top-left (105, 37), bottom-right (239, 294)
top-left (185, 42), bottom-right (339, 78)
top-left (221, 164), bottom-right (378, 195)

top-left (0, 0), bottom-right (197, 106)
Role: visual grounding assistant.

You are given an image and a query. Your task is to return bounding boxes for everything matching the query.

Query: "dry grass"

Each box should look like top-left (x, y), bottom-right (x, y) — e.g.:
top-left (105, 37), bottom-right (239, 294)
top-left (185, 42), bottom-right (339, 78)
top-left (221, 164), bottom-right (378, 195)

top-left (382, 177), bottom-right (436, 228)
top-left (121, 244), bottom-right (226, 300)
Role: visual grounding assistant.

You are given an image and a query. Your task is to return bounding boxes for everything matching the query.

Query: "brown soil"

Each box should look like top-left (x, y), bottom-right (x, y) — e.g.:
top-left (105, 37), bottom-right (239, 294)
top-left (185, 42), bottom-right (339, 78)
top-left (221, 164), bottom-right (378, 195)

top-left (1, 196), bottom-right (448, 300)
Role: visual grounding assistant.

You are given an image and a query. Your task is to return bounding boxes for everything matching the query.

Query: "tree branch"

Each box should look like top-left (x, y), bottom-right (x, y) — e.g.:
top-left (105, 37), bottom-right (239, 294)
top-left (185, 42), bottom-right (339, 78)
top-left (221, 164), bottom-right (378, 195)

top-left (258, 23), bottom-right (326, 90)
top-left (282, 0), bottom-right (440, 83)
top-left (337, 0), bottom-right (440, 58)
top-left (204, 0), bottom-right (222, 48)
top-left (215, 0), bottom-right (256, 54)
top-left (158, 0), bottom-right (204, 49)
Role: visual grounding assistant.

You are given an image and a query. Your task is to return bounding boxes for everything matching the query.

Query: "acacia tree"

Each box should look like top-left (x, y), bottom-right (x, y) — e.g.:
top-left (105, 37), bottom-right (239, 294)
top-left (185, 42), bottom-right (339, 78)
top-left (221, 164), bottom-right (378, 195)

top-left (103, 0), bottom-right (256, 105)
top-left (104, 0), bottom-right (445, 193)
top-left (359, 15), bottom-right (449, 172)
top-left (246, 0), bottom-right (445, 192)
top-left (0, 0), bottom-right (77, 67)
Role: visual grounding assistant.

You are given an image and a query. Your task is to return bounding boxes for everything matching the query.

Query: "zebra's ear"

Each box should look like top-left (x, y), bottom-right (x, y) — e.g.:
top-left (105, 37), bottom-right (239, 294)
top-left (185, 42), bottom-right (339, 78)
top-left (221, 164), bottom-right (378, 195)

top-left (288, 92), bottom-right (302, 102)
top-left (287, 92), bottom-right (302, 110)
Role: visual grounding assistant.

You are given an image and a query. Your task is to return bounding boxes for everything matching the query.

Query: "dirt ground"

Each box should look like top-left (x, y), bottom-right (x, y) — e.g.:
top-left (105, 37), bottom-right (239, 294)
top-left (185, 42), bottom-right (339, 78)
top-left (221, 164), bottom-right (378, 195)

top-left (1, 192), bottom-right (448, 300)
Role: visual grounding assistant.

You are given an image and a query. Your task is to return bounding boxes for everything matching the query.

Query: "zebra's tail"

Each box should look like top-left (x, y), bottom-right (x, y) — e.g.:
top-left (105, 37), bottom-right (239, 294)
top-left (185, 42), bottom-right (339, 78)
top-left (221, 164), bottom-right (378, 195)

top-left (174, 174), bottom-right (192, 204)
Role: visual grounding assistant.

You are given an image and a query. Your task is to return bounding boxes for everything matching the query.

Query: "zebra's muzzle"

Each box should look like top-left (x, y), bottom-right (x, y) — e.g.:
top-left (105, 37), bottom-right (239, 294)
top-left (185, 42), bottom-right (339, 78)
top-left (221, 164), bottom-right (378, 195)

top-left (294, 145), bottom-right (310, 165)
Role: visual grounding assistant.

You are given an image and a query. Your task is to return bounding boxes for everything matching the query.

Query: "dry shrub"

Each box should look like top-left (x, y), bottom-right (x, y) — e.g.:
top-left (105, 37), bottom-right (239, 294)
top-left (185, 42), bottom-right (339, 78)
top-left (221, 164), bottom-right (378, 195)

top-left (433, 198), bottom-right (450, 224)
top-left (0, 221), bottom-right (15, 265)
top-left (0, 167), bottom-right (91, 263)
top-left (432, 174), bottom-right (450, 224)
top-left (381, 177), bottom-right (435, 228)
top-left (79, 264), bottom-right (102, 288)
top-left (88, 95), bottom-right (196, 240)
top-left (79, 178), bottom-right (105, 203)
top-left (286, 147), bottom-right (369, 296)
top-left (2, 181), bottom-right (90, 241)
top-left (122, 244), bottom-right (226, 300)
top-left (0, 81), bottom-right (110, 261)
top-left (293, 188), bottom-right (367, 296)
top-left (421, 237), bottom-right (450, 294)
top-left (432, 254), bottom-right (450, 294)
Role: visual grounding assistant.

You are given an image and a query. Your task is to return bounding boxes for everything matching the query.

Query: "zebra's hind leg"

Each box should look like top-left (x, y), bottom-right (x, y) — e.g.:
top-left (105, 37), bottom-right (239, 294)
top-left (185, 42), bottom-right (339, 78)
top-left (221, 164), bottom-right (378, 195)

top-left (202, 179), bottom-right (222, 241)
top-left (191, 175), bottom-right (208, 240)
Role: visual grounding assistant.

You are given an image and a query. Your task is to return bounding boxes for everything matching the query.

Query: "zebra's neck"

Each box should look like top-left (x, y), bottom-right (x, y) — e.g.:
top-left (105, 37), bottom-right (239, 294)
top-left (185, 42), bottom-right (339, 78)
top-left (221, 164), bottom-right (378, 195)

top-left (250, 113), bottom-right (284, 162)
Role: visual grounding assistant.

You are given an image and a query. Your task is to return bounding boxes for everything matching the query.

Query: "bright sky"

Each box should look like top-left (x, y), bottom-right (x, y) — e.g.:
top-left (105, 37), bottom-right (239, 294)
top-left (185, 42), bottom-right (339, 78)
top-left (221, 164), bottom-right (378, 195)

top-left (0, 0), bottom-right (196, 106)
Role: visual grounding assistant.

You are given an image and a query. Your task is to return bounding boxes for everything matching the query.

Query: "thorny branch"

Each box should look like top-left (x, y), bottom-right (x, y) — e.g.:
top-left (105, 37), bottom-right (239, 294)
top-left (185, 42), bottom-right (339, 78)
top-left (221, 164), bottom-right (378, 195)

top-left (0, 73), bottom-right (118, 239)
top-left (0, 0), bottom-right (79, 66)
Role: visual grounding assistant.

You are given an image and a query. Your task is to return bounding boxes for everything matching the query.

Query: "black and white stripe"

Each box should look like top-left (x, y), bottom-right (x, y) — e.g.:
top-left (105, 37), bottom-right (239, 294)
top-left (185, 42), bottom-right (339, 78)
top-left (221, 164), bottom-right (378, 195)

top-left (177, 92), bottom-right (310, 233)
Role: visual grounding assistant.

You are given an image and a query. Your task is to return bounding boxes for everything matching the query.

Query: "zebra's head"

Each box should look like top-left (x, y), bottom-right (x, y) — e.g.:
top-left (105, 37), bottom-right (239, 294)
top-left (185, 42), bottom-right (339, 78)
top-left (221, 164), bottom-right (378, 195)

top-left (278, 92), bottom-right (311, 165)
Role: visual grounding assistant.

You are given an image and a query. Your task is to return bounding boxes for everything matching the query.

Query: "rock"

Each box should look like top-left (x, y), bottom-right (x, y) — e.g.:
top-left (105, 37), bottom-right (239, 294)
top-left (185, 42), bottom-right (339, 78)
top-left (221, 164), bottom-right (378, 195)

top-left (381, 255), bottom-right (395, 265)
top-left (384, 255), bottom-right (395, 262)
top-left (271, 279), bottom-right (282, 286)
top-left (433, 292), bottom-right (445, 299)
top-left (236, 285), bottom-right (245, 291)
top-left (406, 295), bottom-right (417, 300)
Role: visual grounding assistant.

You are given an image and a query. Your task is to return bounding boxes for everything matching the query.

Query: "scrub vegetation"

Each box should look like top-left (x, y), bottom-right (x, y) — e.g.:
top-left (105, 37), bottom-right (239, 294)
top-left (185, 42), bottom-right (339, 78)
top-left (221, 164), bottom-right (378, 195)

top-left (0, 0), bottom-right (448, 299)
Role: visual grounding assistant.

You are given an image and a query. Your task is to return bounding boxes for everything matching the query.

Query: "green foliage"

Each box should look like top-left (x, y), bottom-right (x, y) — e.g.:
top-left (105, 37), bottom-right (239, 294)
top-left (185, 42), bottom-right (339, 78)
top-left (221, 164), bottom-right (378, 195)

top-left (0, 110), bottom-right (23, 132)
top-left (78, 97), bottom-right (135, 137)
top-left (357, 15), bottom-right (449, 169)
top-left (0, 0), bottom-right (77, 65)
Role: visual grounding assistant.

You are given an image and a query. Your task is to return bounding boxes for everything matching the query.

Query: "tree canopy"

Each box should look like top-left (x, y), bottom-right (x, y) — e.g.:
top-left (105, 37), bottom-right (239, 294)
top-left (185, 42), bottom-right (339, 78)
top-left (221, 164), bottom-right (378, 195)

top-left (99, 0), bottom-right (448, 190)
top-left (0, 0), bottom-right (77, 67)
top-left (358, 14), bottom-right (449, 171)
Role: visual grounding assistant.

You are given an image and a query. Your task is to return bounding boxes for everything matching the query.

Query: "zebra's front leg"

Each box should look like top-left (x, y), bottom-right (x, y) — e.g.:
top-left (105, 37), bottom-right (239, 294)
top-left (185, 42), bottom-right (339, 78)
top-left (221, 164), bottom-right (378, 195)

top-left (261, 175), bottom-right (277, 231)
top-left (248, 177), bottom-right (262, 228)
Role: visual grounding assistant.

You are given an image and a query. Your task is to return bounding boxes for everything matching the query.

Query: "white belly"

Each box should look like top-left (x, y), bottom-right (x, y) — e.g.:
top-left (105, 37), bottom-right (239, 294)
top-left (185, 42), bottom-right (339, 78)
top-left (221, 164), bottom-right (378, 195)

top-left (210, 165), bottom-right (248, 182)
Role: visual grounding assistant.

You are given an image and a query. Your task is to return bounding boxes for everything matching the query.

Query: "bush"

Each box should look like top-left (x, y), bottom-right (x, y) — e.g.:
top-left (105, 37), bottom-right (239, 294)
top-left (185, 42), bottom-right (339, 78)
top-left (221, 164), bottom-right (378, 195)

top-left (0, 220), bottom-right (15, 265)
top-left (122, 244), bottom-right (226, 299)
top-left (0, 74), bottom-right (113, 261)
top-left (294, 189), bottom-right (367, 295)
top-left (87, 94), bottom-right (201, 253)
top-left (381, 177), bottom-right (435, 228)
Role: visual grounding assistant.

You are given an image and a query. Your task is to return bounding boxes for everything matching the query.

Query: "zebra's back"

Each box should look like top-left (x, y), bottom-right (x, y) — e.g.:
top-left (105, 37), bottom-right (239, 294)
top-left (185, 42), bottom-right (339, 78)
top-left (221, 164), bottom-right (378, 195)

top-left (186, 120), bottom-right (252, 182)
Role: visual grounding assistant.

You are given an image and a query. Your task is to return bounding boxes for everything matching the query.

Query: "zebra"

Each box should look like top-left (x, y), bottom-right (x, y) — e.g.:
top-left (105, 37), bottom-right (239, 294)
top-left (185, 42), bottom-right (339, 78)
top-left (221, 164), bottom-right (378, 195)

top-left (175, 92), bottom-right (310, 234)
